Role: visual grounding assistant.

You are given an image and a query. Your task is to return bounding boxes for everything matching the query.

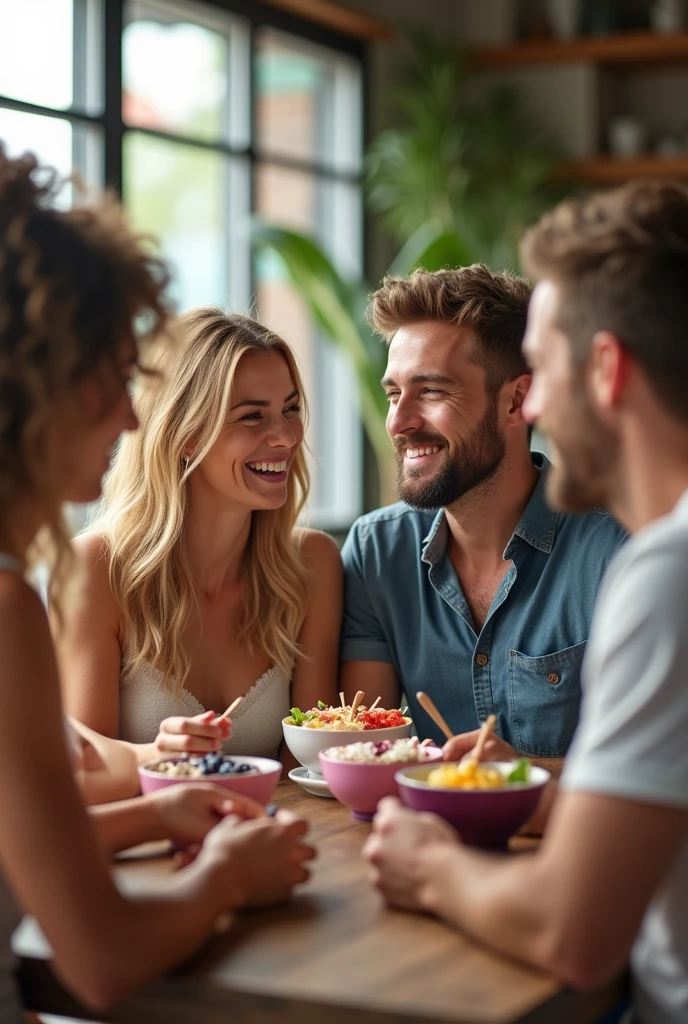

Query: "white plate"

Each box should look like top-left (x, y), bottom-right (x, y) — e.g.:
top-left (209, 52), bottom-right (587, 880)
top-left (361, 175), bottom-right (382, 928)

top-left (288, 766), bottom-right (334, 799)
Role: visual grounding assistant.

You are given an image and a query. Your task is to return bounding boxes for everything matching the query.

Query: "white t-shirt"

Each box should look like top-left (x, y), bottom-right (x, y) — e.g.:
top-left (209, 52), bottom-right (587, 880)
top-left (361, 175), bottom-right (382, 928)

top-left (561, 488), bottom-right (688, 1024)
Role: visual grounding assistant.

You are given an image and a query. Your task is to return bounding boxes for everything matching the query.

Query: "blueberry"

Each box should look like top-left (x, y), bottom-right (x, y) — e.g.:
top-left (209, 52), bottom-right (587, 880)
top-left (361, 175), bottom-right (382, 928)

top-left (218, 762), bottom-right (233, 775)
top-left (237, 763), bottom-right (252, 773)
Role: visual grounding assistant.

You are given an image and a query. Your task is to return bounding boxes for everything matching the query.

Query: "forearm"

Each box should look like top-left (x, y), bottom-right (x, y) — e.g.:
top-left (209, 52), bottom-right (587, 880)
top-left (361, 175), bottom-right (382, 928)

top-left (89, 794), bottom-right (167, 854)
top-left (70, 718), bottom-right (141, 805)
top-left (420, 844), bottom-right (558, 972)
top-left (51, 853), bottom-right (239, 1011)
top-left (341, 661), bottom-right (400, 709)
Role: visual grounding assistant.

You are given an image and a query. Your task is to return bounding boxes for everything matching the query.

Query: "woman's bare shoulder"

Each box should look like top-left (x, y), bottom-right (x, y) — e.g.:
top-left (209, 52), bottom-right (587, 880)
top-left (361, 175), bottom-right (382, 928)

top-left (293, 528), bottom-right (341, 571)
top-left (73, 529), bottom-right (111, 567)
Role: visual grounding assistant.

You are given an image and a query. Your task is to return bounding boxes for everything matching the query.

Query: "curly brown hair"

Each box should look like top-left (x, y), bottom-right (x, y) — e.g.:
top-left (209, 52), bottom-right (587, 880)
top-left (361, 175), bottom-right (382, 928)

top-left (520, 180), bottom-right (688, 426)
top-left (0, 146), bottom-right (170, 572)
top-left (367, 265), bottom-right (532, 392)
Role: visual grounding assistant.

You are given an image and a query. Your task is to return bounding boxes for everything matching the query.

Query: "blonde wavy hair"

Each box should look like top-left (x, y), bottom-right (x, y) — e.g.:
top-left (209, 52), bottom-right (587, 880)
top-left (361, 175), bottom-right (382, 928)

top-left (0, 147), bottom-right (169, 600)
top-left (91, 308), bottom-right (311, 693)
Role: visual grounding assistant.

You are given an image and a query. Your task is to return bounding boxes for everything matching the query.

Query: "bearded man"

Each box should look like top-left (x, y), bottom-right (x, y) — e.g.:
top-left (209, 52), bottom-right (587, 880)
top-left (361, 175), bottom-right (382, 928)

top-left (363, 180), bottom-right (688, 1024)
top-left (340, 265), bottom-right (625, 771)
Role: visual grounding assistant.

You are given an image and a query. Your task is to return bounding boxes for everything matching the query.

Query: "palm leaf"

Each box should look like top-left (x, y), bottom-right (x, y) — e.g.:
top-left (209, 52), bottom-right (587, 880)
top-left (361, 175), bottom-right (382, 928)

top-left (252, 221), bottom-right (390, 471)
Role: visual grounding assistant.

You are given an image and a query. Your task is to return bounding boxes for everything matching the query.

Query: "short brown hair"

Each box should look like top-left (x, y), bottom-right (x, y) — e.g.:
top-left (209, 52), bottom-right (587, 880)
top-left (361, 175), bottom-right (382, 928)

top-left (520, 180), bottom-right (688, 426)
top-left (0, 147), bottom-right (170, 565)
top-left (367, 265), bottom-right (532, 391)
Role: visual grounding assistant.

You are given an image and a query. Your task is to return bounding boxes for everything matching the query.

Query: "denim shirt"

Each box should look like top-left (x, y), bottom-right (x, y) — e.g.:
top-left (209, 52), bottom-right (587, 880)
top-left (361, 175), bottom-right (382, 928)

top-left (340, 453), bottom-right (627, 755)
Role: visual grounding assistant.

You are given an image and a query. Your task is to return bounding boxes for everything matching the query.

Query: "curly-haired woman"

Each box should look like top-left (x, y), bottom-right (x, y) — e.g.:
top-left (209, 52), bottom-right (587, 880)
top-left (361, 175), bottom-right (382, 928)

top-left (56, 308), bottom-right (342, 768)
top-left (0, 148), bottom-right (313, 1021)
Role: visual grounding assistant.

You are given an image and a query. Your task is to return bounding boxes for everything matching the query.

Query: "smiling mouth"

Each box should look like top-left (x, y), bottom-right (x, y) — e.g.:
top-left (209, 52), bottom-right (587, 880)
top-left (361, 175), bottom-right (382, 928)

top-left (404, 445), bottom-right (443, 460)
top-left (245, 458), bottom-right (289, 482)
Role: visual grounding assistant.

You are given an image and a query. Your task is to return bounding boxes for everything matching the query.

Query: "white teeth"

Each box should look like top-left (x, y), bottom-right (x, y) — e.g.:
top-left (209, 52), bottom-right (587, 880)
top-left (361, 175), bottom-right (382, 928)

top-left (405, 446), bottom-right (441, 459)
top-left (247, 460), bottom-right (288, 473)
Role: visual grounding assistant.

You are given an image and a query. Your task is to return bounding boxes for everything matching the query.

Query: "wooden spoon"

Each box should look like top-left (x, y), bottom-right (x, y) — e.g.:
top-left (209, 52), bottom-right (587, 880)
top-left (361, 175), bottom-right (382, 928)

top-left (217, 695), bottom-right (243, 722)
top-left (462, 714), bottom-right (497, 765)
top-left (349, 689), bottom-right (365, 723)
top-left (416, 691), bottom-right (453, 742)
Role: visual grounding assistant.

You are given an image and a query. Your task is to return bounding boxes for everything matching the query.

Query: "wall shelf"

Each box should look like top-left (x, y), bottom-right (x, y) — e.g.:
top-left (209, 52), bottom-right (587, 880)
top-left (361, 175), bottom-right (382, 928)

top-left (261, 0), bottom-right (393, 41)
top-left (472, 30), bottom-right (688, 70)
top-left (553, 155), bottom-right (688, 184)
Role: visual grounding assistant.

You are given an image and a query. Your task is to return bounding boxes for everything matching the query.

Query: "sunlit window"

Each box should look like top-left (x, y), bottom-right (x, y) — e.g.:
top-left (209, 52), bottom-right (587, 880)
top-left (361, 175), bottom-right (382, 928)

top-left (0, 0), bottom-right (102, 193)
top-left (0, 0), bottom-right (364, 530)
top-left (123, 1), bottom-right (363, 528)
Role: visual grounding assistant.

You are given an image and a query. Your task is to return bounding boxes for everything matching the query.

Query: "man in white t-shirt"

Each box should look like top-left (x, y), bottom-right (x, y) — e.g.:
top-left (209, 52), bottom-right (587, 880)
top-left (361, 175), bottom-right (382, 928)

top-left (363, 180), bottom-right (688, 1024)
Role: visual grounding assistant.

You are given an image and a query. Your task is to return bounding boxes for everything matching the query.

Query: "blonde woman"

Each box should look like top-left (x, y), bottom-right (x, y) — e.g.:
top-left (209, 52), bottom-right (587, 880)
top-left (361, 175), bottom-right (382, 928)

top-left (58, 309), bottom-right (342, 766)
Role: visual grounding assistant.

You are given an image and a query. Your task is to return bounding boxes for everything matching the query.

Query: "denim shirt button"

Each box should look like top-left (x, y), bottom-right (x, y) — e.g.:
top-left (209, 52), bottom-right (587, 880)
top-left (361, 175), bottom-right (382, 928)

top-left (476, 653), bottom-right (489, 666)
top-left (547, 672), bottom-right (560, 685)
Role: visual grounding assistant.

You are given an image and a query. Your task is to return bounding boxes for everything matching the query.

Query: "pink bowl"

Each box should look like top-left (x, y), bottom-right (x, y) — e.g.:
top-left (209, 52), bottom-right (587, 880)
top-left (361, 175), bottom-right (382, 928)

top-left (138, 755), bottom-right (282, 807)
top-left (318, 746), bottom-right (444, 821)
top-left (395, 761), bottom-right (551, 847)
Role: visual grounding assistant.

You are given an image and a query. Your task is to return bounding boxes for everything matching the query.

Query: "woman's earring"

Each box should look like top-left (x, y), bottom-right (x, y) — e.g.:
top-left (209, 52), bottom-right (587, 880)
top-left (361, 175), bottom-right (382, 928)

top-left (183, 454), bottom-right (190, 470)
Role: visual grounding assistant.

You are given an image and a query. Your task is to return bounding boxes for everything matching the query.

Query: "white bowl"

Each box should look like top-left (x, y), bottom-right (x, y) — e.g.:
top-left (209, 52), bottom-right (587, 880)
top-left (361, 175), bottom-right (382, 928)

top-left (282, 717), bottom-right (412, 775)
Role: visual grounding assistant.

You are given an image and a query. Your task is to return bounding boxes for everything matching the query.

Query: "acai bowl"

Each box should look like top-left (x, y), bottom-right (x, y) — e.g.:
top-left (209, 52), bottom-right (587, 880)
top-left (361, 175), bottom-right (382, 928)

top-left (138, 752), bottom-right (282, 806)
top-left (395, 759), bottom-right (550, 847)
top-left (319, 737), bottom-right (442, 821)
top-left (282, 698), bottom-right (412, 776)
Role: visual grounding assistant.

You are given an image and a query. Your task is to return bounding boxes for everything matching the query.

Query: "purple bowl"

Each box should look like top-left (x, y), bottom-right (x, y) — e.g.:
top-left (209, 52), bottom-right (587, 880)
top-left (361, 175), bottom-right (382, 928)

top-left (138, 755), bottom-right (282, 807)
top-left (395, 761), bottom-right (550, 847)
top-left (319, 746), bottom-right (444, 822)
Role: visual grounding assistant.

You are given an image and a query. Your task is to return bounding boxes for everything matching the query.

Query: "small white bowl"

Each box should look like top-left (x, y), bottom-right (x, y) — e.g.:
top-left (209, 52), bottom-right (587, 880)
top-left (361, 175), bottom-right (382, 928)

top-left (282, 717), bottom-right (412, 775)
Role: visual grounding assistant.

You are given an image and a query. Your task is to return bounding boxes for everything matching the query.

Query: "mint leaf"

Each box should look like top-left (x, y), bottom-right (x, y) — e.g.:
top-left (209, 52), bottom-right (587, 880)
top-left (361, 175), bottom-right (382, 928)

top-left (507, 758), bottom-right (531, 783)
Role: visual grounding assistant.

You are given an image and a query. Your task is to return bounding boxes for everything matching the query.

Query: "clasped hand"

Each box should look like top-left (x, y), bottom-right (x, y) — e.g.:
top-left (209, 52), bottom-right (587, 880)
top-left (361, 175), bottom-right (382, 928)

top-left (363, 797), bottom-right (457, 913)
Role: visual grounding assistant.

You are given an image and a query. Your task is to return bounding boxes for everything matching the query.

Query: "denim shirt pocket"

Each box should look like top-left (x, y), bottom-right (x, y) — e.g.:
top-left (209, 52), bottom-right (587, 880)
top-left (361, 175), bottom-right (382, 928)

top-left (508, 640), bottom-right (586, 757)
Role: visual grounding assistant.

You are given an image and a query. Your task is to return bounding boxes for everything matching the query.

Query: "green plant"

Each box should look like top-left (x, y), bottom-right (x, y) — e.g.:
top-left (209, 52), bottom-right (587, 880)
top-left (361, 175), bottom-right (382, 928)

top-left (366, 29), bottom-right (561, 269)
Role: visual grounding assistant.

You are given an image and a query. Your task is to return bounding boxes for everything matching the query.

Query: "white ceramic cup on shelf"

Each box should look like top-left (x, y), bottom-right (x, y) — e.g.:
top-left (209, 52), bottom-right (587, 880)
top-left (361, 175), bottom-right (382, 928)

top-left (608, 117), bottom-right (647, 158)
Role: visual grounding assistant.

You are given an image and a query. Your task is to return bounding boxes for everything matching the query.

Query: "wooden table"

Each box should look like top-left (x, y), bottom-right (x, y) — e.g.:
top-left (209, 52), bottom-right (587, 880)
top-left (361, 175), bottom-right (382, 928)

top-left (16, 781), bottom-right (625, 1023)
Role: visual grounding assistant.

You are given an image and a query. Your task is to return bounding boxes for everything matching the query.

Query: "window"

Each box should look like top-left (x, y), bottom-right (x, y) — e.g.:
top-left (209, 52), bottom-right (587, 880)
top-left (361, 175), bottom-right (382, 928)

top-left (0, 0), bottom-right (365, 530)
top-left (0, 0), bottom-right (103, 195)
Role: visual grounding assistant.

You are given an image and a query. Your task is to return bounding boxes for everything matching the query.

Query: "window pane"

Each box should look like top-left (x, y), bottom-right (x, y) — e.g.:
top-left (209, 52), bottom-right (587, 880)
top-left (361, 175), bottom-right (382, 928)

top-left (123, 4), bottom-right (231, 143)
top-left (255, 163), bottom-right (317, 435)
top-left (124, 131), bottom-right (231, 311)
top-left (0, 0), bottom-right (102, 114)
top-left (255, 164), bottom-right (362, 527)
top-left (0, 108), bottom-right (102, 202)
top-left (256, 28), bottom-right (362, 173)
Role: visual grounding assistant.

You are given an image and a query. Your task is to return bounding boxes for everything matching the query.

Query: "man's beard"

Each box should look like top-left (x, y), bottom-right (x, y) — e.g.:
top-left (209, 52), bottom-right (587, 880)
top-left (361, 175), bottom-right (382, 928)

top-left (544, 372), bottom-right (620, 514)
top-left (394, 396), bottom-right (506, 510)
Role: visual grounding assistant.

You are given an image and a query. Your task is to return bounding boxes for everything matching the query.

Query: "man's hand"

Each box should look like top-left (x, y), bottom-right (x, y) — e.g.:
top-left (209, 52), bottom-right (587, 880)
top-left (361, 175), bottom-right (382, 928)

top-left (145, 783), bottom-right (263, 849)
top-left (443, 729), bottom-right (518, 764)
top-left (363, 797), bottom-right (458, 912)
top-left (155, 710), bottom-right (231, 755)
top-left (200, 809), bottom-right (316, 908)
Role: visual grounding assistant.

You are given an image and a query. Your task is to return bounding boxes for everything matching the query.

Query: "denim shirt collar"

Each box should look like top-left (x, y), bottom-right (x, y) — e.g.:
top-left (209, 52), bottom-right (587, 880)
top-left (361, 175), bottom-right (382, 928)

top-left (421, 451), bottom-right (559, 566)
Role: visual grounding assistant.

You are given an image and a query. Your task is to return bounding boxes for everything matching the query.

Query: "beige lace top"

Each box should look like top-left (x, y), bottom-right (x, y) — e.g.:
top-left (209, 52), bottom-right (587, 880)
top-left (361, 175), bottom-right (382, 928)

top-left (119, 661), bottom-right (291, 759)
